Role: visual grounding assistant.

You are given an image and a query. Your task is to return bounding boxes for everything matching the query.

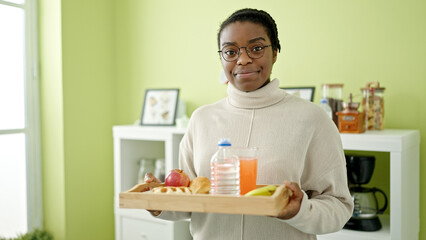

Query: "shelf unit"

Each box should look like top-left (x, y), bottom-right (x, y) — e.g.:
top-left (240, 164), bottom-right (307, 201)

top-left (319, 129), bottom-right (420, 240)
top-left (113, 126), bottom-right (420, 240)
top-left (113, 125), bottom-right (190, 240)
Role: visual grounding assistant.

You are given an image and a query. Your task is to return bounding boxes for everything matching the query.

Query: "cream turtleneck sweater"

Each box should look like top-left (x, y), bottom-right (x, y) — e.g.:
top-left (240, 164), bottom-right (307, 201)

top-left (157, 79), bottom-right (353, 240)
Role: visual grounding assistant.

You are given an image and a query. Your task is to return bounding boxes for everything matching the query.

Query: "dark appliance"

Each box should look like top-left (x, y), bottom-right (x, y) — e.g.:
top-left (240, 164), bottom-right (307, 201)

top-left (344, 155), bottom-right (388, 231)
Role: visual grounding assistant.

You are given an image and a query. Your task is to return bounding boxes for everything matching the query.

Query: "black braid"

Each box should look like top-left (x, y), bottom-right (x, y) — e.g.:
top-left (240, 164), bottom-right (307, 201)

top-left (217, 8), bottom-right (281, 53)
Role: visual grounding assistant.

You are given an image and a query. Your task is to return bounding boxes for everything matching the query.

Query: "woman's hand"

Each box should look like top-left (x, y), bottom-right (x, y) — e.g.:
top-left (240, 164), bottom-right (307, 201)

top-left (140, 172), bottom-right (162, 191)
top-left (276, 181), bottom-right (304, 220)
top-left (144, 172), bottom-right (162, 183)
top-left (143, 173), bottom-right (163, 216)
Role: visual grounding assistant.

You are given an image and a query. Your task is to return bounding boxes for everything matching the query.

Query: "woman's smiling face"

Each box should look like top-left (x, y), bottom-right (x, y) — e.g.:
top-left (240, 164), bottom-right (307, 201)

top-left (219, 21), bottom-right (277, 92)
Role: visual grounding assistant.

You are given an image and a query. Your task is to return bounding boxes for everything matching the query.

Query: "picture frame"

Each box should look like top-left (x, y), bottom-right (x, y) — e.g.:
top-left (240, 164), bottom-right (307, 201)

top-left (140, 89), bottom-right (180, 126)
top-left (282, 87), bottom-right (315, 102)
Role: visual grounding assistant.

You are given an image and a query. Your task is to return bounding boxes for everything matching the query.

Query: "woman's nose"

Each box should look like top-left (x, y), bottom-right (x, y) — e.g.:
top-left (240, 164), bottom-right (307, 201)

top-left (237, 49), bottom-right (252, 65)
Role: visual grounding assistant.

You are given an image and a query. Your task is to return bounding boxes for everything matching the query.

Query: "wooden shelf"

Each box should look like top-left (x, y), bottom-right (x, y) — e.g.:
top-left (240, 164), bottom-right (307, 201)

top-left (318, 215), bottom-right (390, 240)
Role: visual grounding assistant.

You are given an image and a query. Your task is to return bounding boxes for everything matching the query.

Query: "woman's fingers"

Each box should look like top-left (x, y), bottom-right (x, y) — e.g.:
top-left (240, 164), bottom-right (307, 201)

top-left (144, 172), bottom-right (162, 183)
top-left (277, 181), bottom-right (303, 219)
top-left (284, 181), bottom-right (303, 199)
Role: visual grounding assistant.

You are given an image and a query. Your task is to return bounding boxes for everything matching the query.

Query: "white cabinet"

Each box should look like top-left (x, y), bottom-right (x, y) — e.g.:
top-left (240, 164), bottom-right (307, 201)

top-left (319, 129), bottom-right (420, 240)
top-left (113, 126), bottom-right (420, 240)
top-left (113, 125), bottom-right (191, 240)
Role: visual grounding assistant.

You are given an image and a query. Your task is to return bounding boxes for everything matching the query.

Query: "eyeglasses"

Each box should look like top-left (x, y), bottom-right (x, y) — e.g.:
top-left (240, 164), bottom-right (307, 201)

top-left (218, 44), bottom-right (272, 62)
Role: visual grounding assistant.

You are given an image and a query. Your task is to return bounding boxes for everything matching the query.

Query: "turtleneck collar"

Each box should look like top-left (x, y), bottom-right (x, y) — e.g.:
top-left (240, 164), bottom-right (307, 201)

top-left (226, 78), bottom-right (286, 109)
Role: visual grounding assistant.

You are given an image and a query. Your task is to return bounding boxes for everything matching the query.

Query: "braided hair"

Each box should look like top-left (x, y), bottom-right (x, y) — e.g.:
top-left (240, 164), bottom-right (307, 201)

top-left (217, 8), bottom-right (281, 53)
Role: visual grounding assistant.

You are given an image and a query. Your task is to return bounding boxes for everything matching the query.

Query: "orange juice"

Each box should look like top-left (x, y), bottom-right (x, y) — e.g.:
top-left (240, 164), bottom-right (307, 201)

top-left (239, 157), bottom-right (258, 195)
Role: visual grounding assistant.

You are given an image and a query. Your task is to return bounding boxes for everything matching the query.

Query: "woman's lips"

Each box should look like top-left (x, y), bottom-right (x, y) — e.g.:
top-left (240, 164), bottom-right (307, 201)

top-left (235, 71), bottom-right (259, 78)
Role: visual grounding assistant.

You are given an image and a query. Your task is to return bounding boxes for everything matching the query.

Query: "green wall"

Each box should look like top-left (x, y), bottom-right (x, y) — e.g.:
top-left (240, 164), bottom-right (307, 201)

top-left (39, 0), bottom-right (115, 239)
top-left (61, 0), bottom-right (115, 239)
top-left (39, 0), bottom-right (426, 239)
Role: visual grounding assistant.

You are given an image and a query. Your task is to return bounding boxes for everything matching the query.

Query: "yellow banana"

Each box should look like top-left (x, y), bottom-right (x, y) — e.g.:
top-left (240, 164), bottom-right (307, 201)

top-left (244, 185), bottom-right (277, 196)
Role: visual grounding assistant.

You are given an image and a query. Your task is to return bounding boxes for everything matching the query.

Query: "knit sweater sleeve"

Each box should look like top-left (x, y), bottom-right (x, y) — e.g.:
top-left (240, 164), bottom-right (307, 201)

top-left (278, 112), bottom-right (353, 234)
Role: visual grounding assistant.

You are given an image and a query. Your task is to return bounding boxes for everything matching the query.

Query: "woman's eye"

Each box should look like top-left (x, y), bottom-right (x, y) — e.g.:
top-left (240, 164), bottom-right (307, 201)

top-left (224, 49), bottom-right (237, 56)
top-left (251, 46), bottom-right (263, 52)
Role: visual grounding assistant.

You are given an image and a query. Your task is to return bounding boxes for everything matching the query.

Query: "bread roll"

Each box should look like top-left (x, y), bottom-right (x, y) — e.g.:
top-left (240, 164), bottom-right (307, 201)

top-left (189, 176), bottom-right (211, 194)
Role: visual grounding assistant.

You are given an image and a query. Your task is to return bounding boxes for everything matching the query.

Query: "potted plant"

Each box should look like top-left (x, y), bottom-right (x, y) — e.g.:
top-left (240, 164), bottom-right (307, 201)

top-left (0, 229), bottom-right (53, 240)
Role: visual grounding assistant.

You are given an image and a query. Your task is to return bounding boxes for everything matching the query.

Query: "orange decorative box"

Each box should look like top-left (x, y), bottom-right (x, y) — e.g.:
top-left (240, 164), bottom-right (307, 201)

top-left (337, 111), bottom-right (365, 133)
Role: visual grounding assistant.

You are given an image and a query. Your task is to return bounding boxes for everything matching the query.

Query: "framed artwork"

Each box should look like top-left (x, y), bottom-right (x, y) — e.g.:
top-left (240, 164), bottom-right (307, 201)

top-left (140, 89), bottom-right (180, 126)
top-left (282, 87), bottom-right (315, 102)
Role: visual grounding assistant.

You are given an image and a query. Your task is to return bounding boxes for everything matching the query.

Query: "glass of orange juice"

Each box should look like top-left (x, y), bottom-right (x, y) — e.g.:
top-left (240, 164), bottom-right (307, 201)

top-left (234, 147), bottom-right (258, 195)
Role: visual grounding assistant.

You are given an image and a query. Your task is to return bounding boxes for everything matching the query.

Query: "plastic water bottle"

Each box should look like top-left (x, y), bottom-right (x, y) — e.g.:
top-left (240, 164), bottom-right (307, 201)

top-left (210, 138), bottom-right (240, 195)
top-left (320, 98), bottom-right (333, 119)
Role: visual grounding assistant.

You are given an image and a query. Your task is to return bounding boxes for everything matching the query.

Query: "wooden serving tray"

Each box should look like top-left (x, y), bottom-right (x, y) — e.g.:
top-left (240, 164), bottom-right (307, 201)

top-left (119, 183), bottom-right (291, 216)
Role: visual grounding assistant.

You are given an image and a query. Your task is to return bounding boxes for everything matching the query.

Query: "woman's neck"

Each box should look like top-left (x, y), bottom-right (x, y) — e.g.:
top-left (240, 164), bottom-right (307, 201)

top-left (226, 78), bottom-right (286, 109)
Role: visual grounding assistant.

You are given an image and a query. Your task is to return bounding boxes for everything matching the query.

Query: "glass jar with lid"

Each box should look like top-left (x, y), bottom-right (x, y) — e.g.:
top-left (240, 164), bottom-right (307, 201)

top-left (154, 158), bottom-right (166, 182)
top-left (137, 158), bottom-right (155, 184)
top-left (361, 82), bottom-right (385, 130)
top-left (322, 84), bottom-right (344, 126)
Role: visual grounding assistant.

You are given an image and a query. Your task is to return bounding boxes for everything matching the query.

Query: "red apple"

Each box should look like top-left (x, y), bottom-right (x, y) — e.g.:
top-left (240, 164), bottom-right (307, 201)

top-left (165, 169), bottom-right (190, 187)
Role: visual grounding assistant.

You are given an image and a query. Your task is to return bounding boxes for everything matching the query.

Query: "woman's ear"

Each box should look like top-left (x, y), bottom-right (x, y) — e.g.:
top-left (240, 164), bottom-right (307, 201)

top-left (272, 50), bottom-right (278, 63)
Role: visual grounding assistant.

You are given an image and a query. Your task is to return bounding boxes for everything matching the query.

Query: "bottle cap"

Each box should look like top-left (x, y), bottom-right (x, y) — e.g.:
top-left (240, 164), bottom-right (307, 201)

top-left (218, 138), bottom-right (231, 146)
top-left (320, 98), bottom-right (328, 104)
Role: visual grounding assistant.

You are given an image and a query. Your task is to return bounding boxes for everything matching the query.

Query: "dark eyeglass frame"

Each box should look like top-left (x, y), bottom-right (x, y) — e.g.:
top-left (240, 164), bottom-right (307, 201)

top-left (218, 45), bottom-right (272, 62)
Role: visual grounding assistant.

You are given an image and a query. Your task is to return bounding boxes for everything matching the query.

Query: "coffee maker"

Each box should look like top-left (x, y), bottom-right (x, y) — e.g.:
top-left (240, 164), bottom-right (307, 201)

top-left (344, 155), bottom-right (388, 231)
